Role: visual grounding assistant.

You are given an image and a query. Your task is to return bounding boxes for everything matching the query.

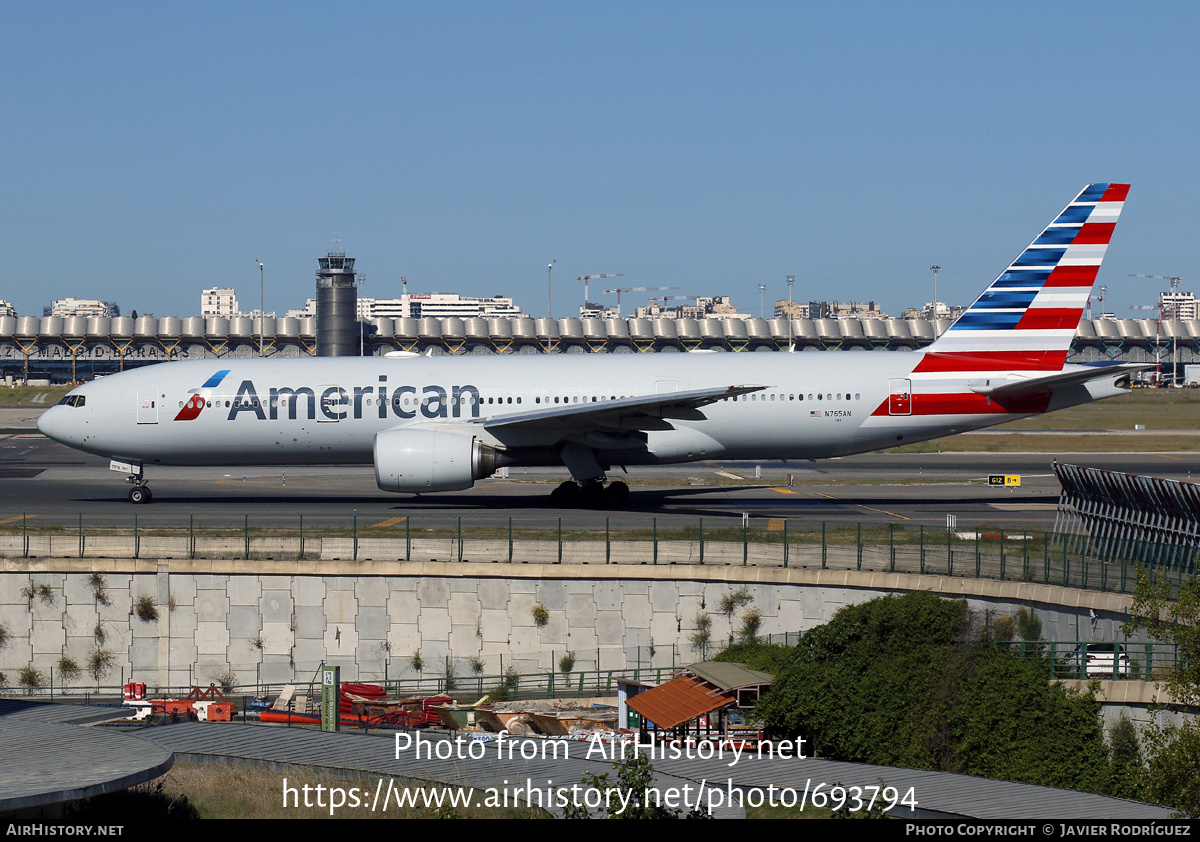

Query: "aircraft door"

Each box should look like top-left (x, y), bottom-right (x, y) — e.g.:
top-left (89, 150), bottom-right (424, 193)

top-left (319, 385), bottom-right (345, 422)
top-left (888, 379), bottom-right (912, 416)
top-left (136, 387), bottom-right (159, 424)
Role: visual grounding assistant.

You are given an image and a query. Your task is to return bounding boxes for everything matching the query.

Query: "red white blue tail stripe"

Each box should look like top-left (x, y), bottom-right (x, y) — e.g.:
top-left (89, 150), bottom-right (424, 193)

top-left (918, 183), bottom-right (1128, 373)
top-left (868, 183), bottom-right (1129, 422)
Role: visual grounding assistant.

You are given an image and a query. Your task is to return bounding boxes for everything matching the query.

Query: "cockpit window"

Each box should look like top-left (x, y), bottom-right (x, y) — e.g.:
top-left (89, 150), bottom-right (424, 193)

top-left (57, 395), bottom-right (86, 408)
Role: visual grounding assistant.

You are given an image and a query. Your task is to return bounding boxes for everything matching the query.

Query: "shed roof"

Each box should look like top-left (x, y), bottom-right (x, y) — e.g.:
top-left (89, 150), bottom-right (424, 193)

top-left (626, 674), bottom-right (735, 730)
top-left (687, 661), bottom-right (773, 691)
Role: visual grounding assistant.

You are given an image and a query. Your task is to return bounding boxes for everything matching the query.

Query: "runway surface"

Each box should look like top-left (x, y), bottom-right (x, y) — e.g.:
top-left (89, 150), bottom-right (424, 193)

top-left (3, 428), bottom-right (1199, 533)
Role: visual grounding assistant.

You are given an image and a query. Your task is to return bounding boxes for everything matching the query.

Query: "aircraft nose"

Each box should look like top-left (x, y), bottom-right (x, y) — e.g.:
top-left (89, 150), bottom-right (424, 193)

top-left (36, 409), bottom-right (55, 439)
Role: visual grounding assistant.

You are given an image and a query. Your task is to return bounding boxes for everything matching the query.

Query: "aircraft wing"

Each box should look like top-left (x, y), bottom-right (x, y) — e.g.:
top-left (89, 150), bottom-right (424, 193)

top-left (473, 384), bottom-right (766, 433)
top-left (968, 363), bottom-right (1153, 399)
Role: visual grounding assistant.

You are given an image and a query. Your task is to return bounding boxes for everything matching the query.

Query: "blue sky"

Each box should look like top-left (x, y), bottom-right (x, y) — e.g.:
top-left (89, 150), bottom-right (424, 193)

top-left (4, 2), bottom-right (1198, 320)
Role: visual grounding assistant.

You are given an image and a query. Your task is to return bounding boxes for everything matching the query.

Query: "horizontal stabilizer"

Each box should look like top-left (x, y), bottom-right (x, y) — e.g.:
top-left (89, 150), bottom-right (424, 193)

top-left (968, 363), bottom-right (1152, 398)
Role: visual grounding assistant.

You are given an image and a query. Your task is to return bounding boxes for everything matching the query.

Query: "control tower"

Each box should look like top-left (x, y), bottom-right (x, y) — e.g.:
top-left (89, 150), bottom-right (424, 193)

top-left (315, 245), bottom-right (357, 356)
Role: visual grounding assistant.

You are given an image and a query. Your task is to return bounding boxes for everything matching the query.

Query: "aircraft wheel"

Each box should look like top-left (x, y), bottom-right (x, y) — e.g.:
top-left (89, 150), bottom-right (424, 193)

top-left (129, 486), bottom-right (150, 504)
top-left (604, 481), bottom-right (630, 509)
top-left (549, 481), bottom-right (580, 507)
top-left (579, 481), bottom-right (606, 509)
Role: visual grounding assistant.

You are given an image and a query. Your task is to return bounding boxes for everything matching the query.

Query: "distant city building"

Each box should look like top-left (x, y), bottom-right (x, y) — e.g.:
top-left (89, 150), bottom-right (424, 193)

top-left (1160, 291), bottom-right (1196, 320)
top-left (773, 300), bottom-right (806, 319)
top-left (384, 293), bottom-right (525, 319)
top-left (901, 302), bottom-right (964, 321)
top-left (582, 303), bottom-right (622, 319)
top-left (44, 298), bottom-right (119, 318)
top-left (201, 288), bottom-right (239, 317)
top-left (0, 300), bottom-right (15, 318)
top-left (780, 300), bottom-right (889, 320)
top-left (634, 295), bottom-right (750, 320)
top-left (292, 292), bottom-right (526, 320)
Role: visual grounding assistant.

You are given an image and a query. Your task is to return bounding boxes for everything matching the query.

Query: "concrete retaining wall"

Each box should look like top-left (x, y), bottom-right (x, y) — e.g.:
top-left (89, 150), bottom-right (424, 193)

top-left (0, 558), bottom-right (1137, 692)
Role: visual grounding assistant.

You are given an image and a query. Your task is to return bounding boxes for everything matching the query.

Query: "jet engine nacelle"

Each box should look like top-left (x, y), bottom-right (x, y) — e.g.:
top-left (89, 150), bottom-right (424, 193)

top-left (373, 428), bottom-right (498, 493)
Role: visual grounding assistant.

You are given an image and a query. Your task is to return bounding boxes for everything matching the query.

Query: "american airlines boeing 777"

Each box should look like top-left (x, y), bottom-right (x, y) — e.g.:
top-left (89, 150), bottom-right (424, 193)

top-left (38, 183), bottom-right (1141, 507)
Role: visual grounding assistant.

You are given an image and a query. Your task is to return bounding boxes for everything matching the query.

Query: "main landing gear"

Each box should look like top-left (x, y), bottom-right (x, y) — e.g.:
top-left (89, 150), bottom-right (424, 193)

top-left (549, 479), bottom-right (630, 509)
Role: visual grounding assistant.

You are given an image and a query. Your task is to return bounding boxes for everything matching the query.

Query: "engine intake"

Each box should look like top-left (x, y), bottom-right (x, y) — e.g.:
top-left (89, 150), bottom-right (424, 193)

top-left (373, 429), bottom-right (499, 493)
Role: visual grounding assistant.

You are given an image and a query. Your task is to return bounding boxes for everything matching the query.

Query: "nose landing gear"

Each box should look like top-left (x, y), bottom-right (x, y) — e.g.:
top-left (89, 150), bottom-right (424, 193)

top-left (113, 461), bottom-right (153, 504)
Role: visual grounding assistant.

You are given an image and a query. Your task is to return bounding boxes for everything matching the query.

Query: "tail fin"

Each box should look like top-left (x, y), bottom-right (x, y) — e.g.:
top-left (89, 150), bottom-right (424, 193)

top-left (919, 183), bottom-right (1128, 373)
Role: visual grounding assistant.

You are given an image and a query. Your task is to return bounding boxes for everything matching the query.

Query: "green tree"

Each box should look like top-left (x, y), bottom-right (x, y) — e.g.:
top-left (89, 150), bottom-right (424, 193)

top-left (752, 592), bottom-right (1115, 794)
top-left (1124, 570), bottom-right (1200, 816)
top-left (1125, 570), bottom-right (1200, 709)
top-left (1106, 712), bottom-right (1144, 802)
top-left (1141, 719), bottom-right (1200, 818)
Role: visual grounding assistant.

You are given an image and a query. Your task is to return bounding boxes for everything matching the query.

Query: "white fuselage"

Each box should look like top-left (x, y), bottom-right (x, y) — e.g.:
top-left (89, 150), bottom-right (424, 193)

top-left (35, 350), bottom-right (1120, 471)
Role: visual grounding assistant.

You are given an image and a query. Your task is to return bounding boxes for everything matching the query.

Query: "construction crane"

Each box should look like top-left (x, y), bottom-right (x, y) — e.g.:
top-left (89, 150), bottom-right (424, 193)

top-left (1129, 273), bottom-right (1186, 317)
top-left (576, 274), bottom-right (623, 310)
top-left (601, 286), bottom-right (679, 318)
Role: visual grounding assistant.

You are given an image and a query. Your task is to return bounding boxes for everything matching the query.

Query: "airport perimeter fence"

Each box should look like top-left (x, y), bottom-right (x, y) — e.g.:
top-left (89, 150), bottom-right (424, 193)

top-left (3, 636), bottom-right (1177, 708)
top-left (0, 512), bottom-right (1194, 597)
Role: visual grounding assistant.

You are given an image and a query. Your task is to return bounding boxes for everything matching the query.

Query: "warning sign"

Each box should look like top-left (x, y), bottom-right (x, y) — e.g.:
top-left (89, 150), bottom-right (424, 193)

top-left (988, 475), bottom-right (1021, 487)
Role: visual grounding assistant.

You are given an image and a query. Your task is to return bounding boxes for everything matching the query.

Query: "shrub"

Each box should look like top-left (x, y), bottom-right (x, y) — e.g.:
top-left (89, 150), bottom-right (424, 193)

top-left (740, 607), bottom-right (763, 643)
top-left (531, 603), bottom-right (549, 627)
top-left (469, 656), bottom-right (485, 675)
top-left (559, 651), bottom-right (576, 675)
top-left (688, 614), bottom-right (712, 654)
top-left (211, 669), bottom-right (237, 692)
top-left (87, 648), bottom-right (116, 682)
top-left (93, 623), bottom-right (106, 644)
top-left (409, 651), bottom-right (424, 673)
top-left (133, 594), bottom-right (159, 622)
top-left (56, 656), bottom-right (81, 683)
top-left (0, 623), bottom-right (10, 650)
top-left (87, 573), bottom-right (111, 606)
top-left (18, 665), bottom-right (44, 688)
top-left (21, 583), bottom-right (55, 607)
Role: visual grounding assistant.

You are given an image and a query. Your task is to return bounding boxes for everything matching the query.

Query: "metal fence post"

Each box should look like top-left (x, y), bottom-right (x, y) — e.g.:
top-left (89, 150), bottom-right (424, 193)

top-left (78, 513), bottom-right (83, 558)
top-left (821, 521), bottom-right (827, 569)
top-left (856, 522), bottom-right (862, 571)
top-left (653, 518), bottom-right (658, 565)
top-left (783, 519), bottom-right (788, 568)
top-left (190, 514), bottom-right (195, 560)
top-left (743, 515), bottom-right (748, 566)
top-left (352, 512), bottom-right (357, 561)
top-left (605, 517), bottom-right (610, 565)
top-left (297, 514), bottom-right (303, 560)
top-left (699, 517), bottom-right (704, 565)
top-left (406, 516), bottom-right (411, 561)
top-left (557, 518), bottom-right (562, 564)
top-left (889, 522), bottom-right (894, 572)
top-left (22, 513), bottom-right (27, 558)
top-left (919, 524), bottom-right (925, 574)
top-left (244, 514), bottom-right (250, 560)
top-left (975, 530), bottom-right (980, 578)
top-left (457, 516), bottom-right (462, 563)
top-left (509, 517), bottom-right (514, 564)
top-left (134, 514), bottom-right (139, 560)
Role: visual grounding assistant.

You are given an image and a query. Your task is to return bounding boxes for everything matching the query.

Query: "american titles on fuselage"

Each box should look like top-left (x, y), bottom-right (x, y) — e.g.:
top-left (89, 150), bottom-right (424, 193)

top-left (182, 378), bottom-right (485, 422)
